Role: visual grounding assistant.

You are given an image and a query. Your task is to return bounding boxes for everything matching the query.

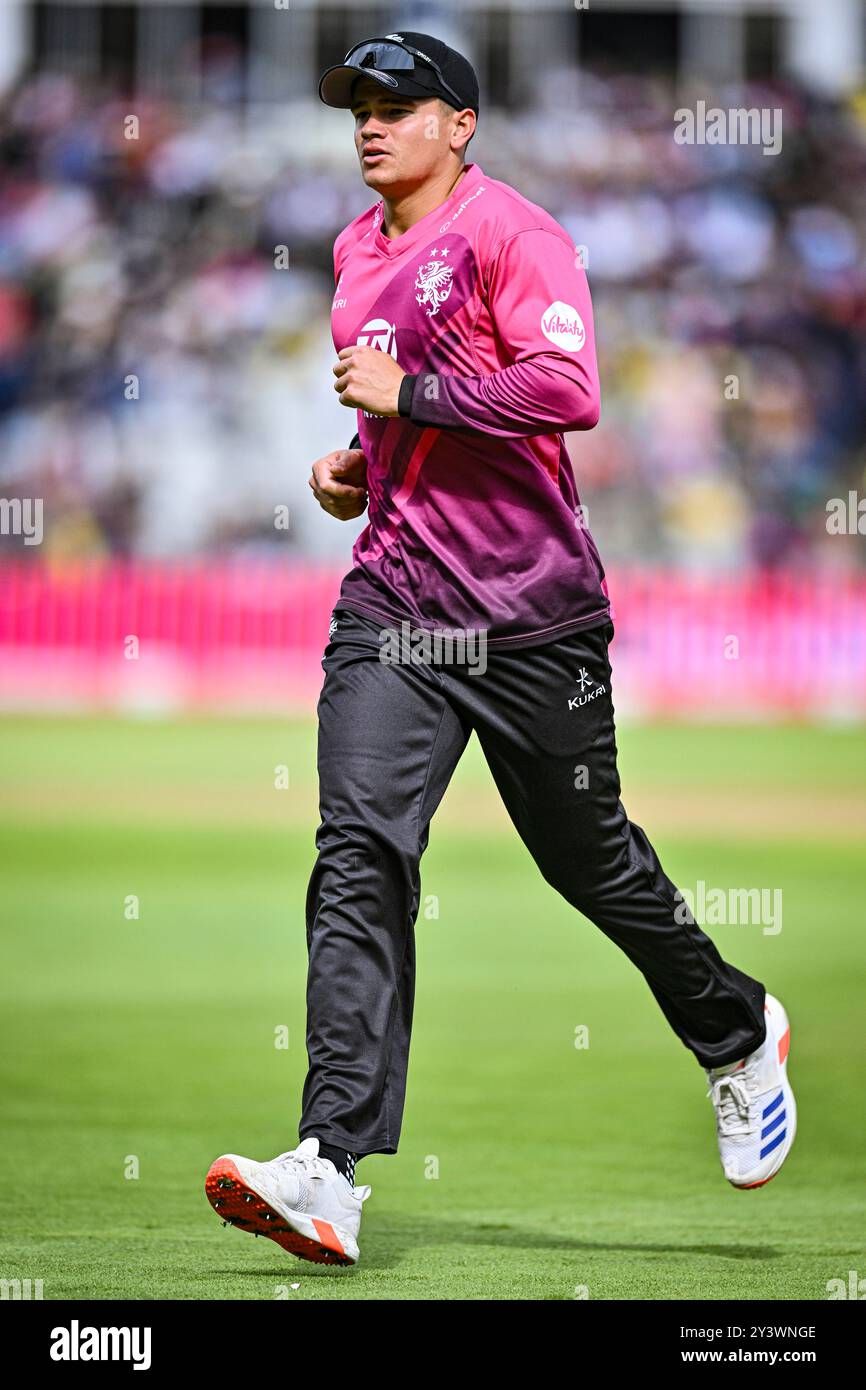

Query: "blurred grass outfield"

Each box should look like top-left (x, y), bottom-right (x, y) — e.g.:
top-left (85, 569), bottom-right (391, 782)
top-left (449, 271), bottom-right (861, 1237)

top-left (1, 716), bottom-right (864, 1301)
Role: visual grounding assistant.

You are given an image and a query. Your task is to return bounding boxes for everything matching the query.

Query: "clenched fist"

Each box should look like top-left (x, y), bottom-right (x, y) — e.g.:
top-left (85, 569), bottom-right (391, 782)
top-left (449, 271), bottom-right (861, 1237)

top-left (333, 344), bottom-right (405, 416)
top-left (309, 448), bottom-right (368, 521)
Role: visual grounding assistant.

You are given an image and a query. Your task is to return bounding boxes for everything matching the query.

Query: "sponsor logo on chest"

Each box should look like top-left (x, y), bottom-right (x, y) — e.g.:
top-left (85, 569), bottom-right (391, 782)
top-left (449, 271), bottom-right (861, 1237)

top-left (356, 318), bottom-right (398, 357)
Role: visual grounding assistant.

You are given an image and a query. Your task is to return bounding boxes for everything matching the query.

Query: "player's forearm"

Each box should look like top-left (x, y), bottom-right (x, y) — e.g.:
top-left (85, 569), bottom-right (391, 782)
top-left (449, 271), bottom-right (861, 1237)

top-left (396, 357), bottom-right (600, 438)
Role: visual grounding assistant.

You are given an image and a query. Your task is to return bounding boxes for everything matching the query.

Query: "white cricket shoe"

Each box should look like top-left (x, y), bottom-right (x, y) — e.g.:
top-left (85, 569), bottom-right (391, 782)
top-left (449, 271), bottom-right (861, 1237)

top-left (205, 1137), bottom-right (371, 1266)
top-left (706, 992), bottom-right (797, 1189)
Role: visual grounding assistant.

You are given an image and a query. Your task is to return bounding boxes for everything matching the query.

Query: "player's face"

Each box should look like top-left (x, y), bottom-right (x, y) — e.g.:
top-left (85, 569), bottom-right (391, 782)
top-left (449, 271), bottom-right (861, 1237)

top-left (349, 79), bottom-right (460, 193)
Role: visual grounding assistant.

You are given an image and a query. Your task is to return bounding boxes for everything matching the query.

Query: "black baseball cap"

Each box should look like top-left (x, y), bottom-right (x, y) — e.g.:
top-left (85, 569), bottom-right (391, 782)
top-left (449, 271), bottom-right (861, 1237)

top-left (318, 31), bottom-right (480, 116)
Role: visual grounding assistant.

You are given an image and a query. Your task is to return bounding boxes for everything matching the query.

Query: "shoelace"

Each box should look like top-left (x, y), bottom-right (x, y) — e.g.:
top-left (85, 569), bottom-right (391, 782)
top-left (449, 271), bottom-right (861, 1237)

top-left (272, 1149), bottom-right (331, 1182)
top-left (707, 1070), bottom-right (755, 1137)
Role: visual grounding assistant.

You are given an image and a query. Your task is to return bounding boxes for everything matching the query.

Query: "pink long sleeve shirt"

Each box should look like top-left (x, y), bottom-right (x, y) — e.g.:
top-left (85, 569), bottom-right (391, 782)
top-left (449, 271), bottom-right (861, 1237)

top-left (329, 159), bottom-right (610, 648)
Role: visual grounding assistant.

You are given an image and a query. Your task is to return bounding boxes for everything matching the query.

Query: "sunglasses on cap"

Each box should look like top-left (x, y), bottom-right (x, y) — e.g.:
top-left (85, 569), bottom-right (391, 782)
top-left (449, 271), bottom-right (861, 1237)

top-left (342, 37), bottom-right (465, 111)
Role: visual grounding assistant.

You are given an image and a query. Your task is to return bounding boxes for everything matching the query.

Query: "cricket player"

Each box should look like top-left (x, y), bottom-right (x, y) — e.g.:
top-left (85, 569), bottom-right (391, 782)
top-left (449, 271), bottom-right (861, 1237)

top-left (206, 32), bottom-right (797, 1267)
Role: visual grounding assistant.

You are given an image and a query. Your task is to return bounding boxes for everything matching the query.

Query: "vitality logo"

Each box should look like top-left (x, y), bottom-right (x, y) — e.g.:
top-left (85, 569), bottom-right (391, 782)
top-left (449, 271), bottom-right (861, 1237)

top-left (541, 301), bottom-right (586, 351)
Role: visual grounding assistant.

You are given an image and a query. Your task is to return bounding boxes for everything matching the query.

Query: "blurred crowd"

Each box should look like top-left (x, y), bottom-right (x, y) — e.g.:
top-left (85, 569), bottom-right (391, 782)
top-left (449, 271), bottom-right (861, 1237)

top-left (1, 57), bottom-right (865, 570)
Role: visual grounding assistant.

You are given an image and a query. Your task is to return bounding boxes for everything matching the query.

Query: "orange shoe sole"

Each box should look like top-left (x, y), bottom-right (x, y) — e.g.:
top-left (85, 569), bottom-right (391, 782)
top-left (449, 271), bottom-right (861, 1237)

top-left (733, 1168), bottom-right (782, 1190)
top-left (204, 1157), bottom-right (353, 1266)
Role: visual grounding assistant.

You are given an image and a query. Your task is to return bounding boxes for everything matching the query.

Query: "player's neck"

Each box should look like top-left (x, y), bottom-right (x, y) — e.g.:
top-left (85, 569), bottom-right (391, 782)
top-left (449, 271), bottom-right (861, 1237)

top-left (380, 162), bottom-right (469, 240)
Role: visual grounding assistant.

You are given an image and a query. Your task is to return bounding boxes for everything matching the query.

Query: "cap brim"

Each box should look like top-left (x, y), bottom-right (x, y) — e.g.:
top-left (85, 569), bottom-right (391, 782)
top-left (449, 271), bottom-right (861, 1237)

top-left (318, 64), bottom-right (439, 109)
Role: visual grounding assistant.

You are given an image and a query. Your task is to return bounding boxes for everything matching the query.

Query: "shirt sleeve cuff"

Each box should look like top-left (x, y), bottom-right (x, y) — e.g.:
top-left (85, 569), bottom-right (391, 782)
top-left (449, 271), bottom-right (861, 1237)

top-left (348, 433), bottom-right (361, 450)
top-left (398, 374), bottom-right (418, 418)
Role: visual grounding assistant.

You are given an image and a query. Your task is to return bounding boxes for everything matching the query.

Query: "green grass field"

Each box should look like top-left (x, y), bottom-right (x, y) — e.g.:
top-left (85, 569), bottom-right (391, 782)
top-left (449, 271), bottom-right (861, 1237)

top-left (1, 715), bottom-right (864, 1300)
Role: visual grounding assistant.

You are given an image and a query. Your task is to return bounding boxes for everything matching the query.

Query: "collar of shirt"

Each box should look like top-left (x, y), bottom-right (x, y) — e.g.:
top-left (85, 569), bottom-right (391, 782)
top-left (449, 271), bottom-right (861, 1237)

top-left (372, 161), bottom-right (484, 260)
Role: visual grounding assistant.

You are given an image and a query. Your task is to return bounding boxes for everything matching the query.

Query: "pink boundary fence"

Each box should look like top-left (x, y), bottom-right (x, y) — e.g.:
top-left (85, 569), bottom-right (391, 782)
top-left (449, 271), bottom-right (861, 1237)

top-left (0, 560), bottom-right (864, 718)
